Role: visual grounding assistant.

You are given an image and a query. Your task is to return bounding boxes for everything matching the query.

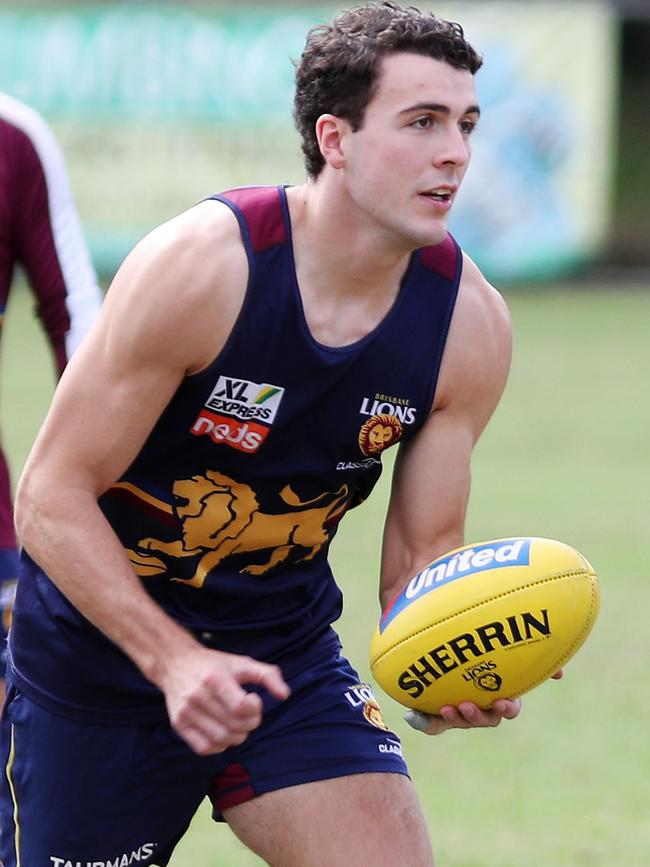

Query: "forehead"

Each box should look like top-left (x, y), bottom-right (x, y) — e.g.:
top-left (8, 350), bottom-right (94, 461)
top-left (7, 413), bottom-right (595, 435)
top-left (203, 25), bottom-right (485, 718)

top-left (369, 51), bottom-right (478, 114)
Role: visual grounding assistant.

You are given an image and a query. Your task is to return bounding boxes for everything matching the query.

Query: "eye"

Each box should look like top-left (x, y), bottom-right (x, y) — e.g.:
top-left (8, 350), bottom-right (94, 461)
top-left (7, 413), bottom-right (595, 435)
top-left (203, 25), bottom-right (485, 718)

top-left (410, 115), bottom-right (434, 130)
top-left (459, 119), bottom-right (477, 135)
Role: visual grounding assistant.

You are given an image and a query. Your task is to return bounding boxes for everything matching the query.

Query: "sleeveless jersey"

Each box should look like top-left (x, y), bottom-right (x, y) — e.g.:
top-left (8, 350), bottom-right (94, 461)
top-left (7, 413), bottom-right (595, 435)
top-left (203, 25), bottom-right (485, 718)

top-left (8, 185), bottom-right (462, 721)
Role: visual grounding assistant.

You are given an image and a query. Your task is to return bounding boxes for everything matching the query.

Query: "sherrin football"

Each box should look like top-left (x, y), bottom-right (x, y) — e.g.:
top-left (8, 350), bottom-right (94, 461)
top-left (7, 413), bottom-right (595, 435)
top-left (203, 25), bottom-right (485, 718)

top-left (369, 537), bottom-right (600, 714)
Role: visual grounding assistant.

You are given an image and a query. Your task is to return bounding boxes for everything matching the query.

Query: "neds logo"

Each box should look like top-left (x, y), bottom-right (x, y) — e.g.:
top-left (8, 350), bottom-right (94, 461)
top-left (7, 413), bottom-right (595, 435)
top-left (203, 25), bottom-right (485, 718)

top-left (192, 376), bottom-right (285, 454)
top-left (380, 539), bottom-right (531, 633)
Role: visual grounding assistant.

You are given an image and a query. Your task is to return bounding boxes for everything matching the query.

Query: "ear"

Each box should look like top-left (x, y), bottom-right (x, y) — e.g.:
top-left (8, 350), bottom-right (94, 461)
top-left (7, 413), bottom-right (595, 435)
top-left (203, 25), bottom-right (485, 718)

top-left (315, 113), bottom-right (349, 170)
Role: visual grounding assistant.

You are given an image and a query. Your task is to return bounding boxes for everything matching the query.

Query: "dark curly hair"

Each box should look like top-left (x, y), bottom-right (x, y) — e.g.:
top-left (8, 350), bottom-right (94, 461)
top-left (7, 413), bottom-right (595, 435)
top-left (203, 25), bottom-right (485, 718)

top-left (294, 1), bottom-right (482, 177)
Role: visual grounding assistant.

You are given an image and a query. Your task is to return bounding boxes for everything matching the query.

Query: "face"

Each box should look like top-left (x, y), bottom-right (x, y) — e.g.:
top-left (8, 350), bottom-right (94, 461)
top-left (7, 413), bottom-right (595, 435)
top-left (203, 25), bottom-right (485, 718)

top-left (339, 52), bottom-right (479, 248)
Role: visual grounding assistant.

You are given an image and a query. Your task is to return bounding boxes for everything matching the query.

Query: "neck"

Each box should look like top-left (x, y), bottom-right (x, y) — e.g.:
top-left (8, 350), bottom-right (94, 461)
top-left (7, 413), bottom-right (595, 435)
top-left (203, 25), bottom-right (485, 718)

top-left (286, 179), bottom-right (414, 301)
top-left (284, 179), bottom-right (418, 348)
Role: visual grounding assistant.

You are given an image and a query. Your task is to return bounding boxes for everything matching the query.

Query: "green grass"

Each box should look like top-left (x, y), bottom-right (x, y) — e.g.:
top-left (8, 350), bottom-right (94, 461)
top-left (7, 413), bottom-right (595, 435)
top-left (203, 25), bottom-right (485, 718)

top-left (3, 281), bottom-right (649, 866)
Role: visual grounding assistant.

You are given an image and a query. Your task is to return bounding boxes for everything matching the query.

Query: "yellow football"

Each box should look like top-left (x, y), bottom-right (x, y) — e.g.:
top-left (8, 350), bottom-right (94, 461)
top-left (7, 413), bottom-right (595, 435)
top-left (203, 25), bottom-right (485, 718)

top-left (369, 537), bottom-right (600, 714)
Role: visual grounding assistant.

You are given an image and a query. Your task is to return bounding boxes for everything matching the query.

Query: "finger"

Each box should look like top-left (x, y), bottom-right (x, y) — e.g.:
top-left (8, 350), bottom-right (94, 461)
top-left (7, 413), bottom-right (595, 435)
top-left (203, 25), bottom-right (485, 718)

top-left (178, 720), bottom-right (249, 756)
top-left (174, 691), bottom-right (263, 752)
top-left (232, 659), bottom-right (291, 701)
top-left (232, 690), bottom-right (264, 722)
top-left (456, 702), bottom-right (502, 727)
top-left (206, 676), bottom-right (264, 722)
top-left (551, 668), bottom-right (564, 680)
top-left (491, 698), bottom-right (522, 719)
top-left (182, 688), bottom-right (262, 732)
top-left (444, 701), bottom-right (516, 727)
top-left (439, 704), bottom-right (473, 728)
top-left (206, 687), bottom-right (264, 730)
top-left (405, 698), bottom-right (522, 734)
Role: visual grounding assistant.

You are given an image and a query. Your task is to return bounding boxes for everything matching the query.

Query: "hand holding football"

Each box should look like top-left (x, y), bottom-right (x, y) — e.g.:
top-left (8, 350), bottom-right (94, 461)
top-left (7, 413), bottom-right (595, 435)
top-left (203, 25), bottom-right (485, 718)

top-left (369, 537), bottom-right (600, 714)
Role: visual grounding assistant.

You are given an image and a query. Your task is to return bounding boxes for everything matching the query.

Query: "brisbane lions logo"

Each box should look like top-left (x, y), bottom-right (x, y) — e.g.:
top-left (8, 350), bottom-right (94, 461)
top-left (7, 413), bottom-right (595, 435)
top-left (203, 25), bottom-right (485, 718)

top-left (358, 413), bottom-right (403, 456)
top-left (127, 471), bottom-right (350, 588)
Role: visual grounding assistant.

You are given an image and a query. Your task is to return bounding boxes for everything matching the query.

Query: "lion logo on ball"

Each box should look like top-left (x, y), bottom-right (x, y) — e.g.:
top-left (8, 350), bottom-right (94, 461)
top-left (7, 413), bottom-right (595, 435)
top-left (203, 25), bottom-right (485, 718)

top-left (463, 661), bottom-right (503, 693)
top-left (475, 672), bottom-right (502, 692)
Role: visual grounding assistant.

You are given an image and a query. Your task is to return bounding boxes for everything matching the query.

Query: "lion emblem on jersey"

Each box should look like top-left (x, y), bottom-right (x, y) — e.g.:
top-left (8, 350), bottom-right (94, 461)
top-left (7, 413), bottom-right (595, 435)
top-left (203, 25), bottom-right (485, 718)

top-left (127, 471), bottom-right (350, 588)
top-left (358, 413), bottom-right (403, 455)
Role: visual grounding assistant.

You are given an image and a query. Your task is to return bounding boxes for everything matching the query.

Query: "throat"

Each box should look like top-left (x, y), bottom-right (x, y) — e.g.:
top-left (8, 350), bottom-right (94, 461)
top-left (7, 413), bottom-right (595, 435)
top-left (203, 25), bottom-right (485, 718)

top-left (298, 278), bottom-right (405, 349)
top-left (288, 189), bottom-right (413, 347)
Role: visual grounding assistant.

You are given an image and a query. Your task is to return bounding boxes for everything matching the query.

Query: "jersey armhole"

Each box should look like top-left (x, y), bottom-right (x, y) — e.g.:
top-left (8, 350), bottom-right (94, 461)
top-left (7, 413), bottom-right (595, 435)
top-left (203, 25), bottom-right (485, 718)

top-left (422, 235), bottom-right (463, 416)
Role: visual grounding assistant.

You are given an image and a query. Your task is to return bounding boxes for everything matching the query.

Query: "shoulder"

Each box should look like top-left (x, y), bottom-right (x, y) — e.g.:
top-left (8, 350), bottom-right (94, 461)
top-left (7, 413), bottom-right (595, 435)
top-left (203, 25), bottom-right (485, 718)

top-left (434, 251), bottom-right (512, 419)
top-left (453, 252), bottom-right (511, 348)
top-left (121, 198), bottom-right (246, 292)
top-left (101, 199), bottom-right (248, 374)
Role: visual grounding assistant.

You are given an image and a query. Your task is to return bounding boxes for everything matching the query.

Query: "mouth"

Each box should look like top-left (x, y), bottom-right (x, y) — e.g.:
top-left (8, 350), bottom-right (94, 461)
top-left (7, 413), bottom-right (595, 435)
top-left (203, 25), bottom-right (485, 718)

top-left (421, 186), bottom-right (456, 204)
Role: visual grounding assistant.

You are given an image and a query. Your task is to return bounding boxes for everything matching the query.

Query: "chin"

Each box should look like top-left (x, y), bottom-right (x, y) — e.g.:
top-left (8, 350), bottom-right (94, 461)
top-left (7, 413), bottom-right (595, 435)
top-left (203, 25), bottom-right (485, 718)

top-left (411, 222), bottom-right (448, 249)
top-left (428, 225), bottom-right (450, 246)
top-left (382, 212), bottom-right (449, 252)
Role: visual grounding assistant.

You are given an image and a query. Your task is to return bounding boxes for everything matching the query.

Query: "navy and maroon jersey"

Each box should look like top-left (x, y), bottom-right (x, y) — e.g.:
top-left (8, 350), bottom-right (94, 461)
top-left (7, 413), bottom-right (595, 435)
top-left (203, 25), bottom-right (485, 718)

top-left (0, 92), bottom-right (102, 549)
top-left (9, 185), bottom-right (462, 721)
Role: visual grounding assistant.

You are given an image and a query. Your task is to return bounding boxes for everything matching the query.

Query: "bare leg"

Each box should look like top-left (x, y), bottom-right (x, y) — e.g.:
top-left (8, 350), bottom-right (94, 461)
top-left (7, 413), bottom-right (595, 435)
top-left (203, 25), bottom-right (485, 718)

top-left (224, 772), bottom-right (434, 867)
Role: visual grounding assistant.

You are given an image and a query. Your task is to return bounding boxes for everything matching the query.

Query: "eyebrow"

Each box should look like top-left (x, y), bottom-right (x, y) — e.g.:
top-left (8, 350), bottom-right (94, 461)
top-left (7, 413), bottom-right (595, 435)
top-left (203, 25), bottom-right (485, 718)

top-left (399, 102), bottom-right (481, 117)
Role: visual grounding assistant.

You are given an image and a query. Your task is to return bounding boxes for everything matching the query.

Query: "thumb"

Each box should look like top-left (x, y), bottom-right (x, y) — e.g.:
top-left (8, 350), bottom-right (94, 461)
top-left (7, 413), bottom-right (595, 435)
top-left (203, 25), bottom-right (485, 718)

top-left (404, 709), bottom-right (450, 736)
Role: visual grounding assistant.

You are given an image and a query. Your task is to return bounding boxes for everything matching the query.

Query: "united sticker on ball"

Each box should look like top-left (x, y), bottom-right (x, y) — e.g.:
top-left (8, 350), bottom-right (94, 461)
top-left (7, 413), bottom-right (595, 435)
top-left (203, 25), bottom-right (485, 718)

top-left (369, 537), bottom-right (600, 714)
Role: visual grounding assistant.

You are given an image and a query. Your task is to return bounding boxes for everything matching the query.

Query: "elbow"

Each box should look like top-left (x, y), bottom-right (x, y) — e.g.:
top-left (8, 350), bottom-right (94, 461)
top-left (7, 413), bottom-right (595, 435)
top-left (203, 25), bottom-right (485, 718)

top-left (14, 474), bottom-right (34, 548)
top-left (14, 467), bottom-right (48, 551)
top-left (15, 462), bottom-right (101, 557)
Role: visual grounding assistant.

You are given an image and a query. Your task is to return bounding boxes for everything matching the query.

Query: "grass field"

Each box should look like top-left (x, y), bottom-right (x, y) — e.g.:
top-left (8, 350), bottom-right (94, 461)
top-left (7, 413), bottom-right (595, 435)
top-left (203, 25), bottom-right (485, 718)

top-left (2, 280), bottom-right (649, 866)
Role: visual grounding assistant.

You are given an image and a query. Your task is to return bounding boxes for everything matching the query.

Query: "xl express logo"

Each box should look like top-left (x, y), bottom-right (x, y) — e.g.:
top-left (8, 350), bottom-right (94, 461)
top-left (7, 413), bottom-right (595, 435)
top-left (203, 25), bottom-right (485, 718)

top-left (191, 376), bottom-right (285, 453)
top-left (380, 539), bottom-right (531, 633)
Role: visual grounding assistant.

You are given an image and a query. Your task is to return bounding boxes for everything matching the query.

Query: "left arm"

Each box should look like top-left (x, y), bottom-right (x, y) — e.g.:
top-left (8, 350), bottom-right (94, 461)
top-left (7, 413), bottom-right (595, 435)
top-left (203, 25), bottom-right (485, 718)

top-left (380, 255), bottom-right (517, 734)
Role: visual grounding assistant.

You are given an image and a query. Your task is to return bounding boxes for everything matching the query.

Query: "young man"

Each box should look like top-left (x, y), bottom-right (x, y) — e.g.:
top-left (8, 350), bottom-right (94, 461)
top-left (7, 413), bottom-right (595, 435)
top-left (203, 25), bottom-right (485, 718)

top-left (1, 3), bottom-right (524, 865)
top-left (0, 91), bottom-right (102, 692)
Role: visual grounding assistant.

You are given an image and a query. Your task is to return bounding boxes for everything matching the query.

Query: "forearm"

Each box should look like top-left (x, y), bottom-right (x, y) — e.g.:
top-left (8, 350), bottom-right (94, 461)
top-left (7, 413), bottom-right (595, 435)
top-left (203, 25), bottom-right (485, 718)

top-left (378, 428), bottom-right (471, 612)
top-left (379, 523), bottom-right (464, 611)
top-left (379, 497), bottom-right (466, 611)
top-left (15, 483), bottom-right (198, 689)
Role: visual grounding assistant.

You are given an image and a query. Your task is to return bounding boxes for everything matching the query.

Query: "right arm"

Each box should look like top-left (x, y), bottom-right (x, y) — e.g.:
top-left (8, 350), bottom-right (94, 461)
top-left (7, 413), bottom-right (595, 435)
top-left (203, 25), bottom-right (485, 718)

top-left (14, 201), bottom-right (290, 754)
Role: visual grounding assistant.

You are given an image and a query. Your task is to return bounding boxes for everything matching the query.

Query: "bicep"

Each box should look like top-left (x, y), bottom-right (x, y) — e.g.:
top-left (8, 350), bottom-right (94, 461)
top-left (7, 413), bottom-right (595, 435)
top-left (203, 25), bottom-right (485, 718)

top-left (20, 294), bottom-right (185, 500)
top-left (17, 202), bottom-right (247, 501)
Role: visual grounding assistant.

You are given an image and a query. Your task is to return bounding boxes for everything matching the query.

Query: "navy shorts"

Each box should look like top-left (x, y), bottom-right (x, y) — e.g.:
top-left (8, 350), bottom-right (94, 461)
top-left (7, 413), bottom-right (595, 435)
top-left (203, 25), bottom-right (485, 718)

top-left (0, 647), bottom-right (408, 866)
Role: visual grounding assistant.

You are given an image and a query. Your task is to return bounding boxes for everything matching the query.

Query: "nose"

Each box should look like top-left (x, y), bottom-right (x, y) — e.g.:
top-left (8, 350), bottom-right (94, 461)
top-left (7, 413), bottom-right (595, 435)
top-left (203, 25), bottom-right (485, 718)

top-left (434, 123), bottom-right (471, 169)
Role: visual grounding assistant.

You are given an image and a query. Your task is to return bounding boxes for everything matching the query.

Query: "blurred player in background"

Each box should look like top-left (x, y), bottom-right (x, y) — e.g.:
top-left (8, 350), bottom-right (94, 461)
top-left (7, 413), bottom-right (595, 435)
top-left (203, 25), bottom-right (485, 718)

top-left (0, 92), bottom-right (103, 693)
top-left (0, 3), bottom-right (524, 865)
